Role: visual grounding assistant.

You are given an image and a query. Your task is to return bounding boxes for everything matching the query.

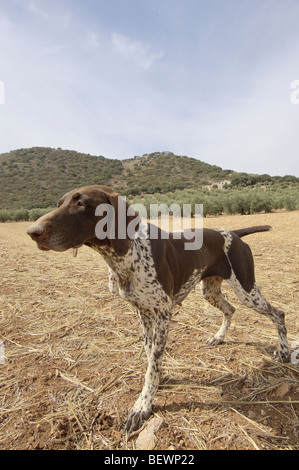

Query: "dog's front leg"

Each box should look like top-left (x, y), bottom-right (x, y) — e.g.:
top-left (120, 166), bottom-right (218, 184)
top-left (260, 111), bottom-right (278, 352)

top-left (124, 310), bottom-right (171, 433)
top-left (137, 309), bottom-right (154, 360)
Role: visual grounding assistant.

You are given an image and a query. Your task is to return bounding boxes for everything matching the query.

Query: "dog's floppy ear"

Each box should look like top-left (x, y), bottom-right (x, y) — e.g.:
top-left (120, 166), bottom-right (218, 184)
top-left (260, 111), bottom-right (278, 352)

top-left (106, 192), bottom-right (140, 256)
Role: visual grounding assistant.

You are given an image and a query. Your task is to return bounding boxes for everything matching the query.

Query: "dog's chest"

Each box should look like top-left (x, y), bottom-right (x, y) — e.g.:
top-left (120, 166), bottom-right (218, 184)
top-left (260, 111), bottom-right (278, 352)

top-left (97, 236), bottom-right (172, 313)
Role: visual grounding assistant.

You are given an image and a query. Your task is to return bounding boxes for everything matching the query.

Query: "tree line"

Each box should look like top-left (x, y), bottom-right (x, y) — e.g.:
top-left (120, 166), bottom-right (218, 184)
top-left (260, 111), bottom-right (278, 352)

top-left (0, 186), bottom-right (298, 222)
top-left (132, 186), bottom-right (299, 217)
top-left (0, 207), bottom-right (54, 223)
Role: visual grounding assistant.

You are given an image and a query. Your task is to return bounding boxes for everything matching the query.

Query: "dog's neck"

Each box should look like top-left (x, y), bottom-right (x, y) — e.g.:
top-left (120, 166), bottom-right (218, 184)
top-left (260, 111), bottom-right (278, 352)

top-left (85, 224), bottom-right (152, 281)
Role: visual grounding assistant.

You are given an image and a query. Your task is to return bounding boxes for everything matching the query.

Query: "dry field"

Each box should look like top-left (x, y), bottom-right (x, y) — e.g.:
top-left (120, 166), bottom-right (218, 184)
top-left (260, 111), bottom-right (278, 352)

top-left (0, 211), bottom-right (298, 450)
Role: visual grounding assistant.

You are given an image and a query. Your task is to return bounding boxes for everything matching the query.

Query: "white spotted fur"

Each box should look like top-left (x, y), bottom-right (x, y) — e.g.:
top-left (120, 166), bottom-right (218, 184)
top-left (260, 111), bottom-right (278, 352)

top-left (90, 224), bottom-right (289, 432)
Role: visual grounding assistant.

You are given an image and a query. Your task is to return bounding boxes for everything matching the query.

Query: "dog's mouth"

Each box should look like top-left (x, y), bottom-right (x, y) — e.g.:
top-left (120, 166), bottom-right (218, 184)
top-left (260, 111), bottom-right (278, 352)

top-left (36, 243), bottom-right (83, 254)
top-left (37, 244), bottom-right (50, 252)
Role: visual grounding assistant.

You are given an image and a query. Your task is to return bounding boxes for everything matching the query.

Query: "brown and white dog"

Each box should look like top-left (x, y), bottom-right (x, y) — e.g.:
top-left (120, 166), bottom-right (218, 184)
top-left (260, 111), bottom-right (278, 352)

top-left (27, 185), bottom-right (289, 432)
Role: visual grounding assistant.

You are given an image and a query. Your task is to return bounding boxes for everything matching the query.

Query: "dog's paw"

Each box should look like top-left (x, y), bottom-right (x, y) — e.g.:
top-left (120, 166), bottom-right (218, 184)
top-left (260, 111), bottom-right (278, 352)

top-left (272, 349), bottom-right (290, 363)
top-left (123, 407), bottom-right (151, 434)
top-left (206, 335), bottom-right (224, 346)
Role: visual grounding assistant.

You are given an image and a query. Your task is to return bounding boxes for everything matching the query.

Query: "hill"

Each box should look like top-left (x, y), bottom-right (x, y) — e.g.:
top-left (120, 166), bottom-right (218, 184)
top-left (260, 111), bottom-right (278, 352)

top-left (0, 147), bottom-right (123, 209)
top-left (0, 147), bottom-right (298, 210)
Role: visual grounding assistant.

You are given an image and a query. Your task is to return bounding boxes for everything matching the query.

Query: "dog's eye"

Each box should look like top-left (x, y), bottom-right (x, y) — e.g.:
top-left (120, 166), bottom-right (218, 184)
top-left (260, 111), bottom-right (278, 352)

top-left (72, 193), bottom-right (84, 207)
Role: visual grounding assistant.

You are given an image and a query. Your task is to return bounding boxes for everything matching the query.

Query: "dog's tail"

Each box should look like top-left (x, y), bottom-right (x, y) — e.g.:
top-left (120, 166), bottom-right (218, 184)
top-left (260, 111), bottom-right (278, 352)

top-left (232, 225), bottom-right (272, 238)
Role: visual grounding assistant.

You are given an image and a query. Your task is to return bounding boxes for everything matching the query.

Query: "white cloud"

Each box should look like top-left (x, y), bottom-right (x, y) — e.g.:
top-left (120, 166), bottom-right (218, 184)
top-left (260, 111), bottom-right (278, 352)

top-left (25, 1), bottom-right (72, 29)
top-left (26, 0), bottom-right (48, 19)
top-left (112, 33), bottom-right (163, 70)
top-left (0, 1), bottom-right (298, 176)
top-left (86, 31), bottom-right (100, 48)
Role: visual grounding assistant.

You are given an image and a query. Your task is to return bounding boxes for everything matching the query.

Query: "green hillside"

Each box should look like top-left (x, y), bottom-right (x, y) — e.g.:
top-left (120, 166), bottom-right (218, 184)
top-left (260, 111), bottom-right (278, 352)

top-left (121, 151), bottom-right (235, 194)
top-left (0, 147), bottom-right (123, 209)
top-left (0, 147), bottom-right (298, 211)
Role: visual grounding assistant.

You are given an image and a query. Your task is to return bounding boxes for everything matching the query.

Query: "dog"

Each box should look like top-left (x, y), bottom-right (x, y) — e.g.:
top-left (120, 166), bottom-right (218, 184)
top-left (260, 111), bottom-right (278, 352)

top-left (27, 185), bottom-right (289, 432)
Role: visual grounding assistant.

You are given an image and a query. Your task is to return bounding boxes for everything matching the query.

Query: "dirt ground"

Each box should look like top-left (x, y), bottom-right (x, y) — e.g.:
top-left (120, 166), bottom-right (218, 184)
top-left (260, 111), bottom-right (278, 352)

top-left (0, 211), bottom-right (298, 450)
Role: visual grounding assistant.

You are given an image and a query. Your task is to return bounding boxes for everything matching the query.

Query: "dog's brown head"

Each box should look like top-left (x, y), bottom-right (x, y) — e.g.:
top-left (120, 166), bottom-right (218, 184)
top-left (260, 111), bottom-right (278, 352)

top-left (27, 185), bottom-right (139, 256)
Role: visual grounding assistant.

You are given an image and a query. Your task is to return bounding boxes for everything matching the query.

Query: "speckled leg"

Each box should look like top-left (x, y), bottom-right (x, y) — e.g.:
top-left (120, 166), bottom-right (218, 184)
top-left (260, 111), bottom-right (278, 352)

top-left (201, 276), bottom-right (236, 345)
top-left (228, 278), bottom-right (289, 363)
top-left (124, 309), bottom-right (171, 433)
top-left (137, 309), bottom-right (154, 360)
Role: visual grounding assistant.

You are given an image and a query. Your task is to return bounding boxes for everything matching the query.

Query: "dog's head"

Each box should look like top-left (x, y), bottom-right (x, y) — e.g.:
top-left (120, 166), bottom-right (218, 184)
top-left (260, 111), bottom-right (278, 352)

top-left (27, 185), bottom-right (140, 256)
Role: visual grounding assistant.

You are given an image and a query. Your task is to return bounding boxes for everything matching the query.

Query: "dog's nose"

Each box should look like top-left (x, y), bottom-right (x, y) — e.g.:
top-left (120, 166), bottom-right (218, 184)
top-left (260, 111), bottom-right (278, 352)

top-left (27, 224), bottom-right (45, 240)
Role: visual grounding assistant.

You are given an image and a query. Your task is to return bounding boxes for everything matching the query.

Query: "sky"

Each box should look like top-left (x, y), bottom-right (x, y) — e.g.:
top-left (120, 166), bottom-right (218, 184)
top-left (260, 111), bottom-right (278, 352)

top-left (0, 0), bottom-right (298, 176)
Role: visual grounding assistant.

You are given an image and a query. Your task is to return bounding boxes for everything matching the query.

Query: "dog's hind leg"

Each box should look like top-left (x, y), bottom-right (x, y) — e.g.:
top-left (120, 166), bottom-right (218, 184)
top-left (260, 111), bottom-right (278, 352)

top-left (228, 275), bottom-right (289, 363)
top-left (201, 276), bottom-right (236, 345)
top-left (222, 232), bottom-right (289, 362)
